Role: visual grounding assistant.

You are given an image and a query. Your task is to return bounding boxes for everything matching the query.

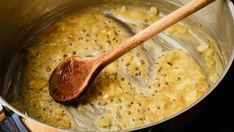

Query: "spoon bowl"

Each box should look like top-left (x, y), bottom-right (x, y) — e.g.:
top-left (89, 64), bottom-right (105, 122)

top-left (49, 57), bottom-right (101, 102)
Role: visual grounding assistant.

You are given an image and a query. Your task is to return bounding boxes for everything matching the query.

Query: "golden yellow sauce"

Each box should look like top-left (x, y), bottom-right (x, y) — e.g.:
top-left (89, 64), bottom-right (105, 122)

top-left (16, 4), bottom-right (216, 131)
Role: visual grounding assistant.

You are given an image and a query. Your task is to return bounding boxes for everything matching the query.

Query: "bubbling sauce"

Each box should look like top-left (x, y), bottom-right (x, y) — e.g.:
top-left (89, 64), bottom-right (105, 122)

top-left (10, 3), bottom-right (219, 131)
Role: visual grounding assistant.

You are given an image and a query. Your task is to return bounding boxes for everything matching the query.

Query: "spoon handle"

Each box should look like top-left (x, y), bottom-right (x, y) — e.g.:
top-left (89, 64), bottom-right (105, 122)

top-left (96, 0), bottom-right (215, 66)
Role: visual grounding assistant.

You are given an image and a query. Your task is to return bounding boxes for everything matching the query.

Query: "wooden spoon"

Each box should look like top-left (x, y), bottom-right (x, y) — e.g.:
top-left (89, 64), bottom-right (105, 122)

top-left (49, 0), bottom-right (215, 103)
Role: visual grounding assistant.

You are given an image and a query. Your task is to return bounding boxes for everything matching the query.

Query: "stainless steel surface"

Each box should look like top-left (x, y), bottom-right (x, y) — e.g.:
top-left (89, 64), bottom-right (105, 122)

top-left (0, 0), bottom-right (233, 131)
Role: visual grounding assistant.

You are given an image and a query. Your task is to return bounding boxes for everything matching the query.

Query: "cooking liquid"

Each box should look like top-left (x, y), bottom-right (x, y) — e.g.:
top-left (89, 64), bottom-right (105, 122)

top-left (5, 2), bottom-right (222, 131)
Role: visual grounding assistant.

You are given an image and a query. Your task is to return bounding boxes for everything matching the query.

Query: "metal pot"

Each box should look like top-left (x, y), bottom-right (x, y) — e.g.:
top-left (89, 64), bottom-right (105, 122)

top-left (0, 0), bottom-right (233, 131)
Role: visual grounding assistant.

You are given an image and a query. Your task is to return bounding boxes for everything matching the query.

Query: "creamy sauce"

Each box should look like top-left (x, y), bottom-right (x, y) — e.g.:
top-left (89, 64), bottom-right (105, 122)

top-left (10, 3), bottom-right (219, 131)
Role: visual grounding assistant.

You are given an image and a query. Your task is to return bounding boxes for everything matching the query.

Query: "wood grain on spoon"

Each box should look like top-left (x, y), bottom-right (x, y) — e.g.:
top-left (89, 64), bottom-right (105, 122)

top-left (49, 0), bottom-right (215, 103)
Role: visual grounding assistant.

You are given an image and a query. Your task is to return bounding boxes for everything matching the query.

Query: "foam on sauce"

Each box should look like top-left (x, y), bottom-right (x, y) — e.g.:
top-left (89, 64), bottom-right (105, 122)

top-left (12, 4), bottom-right (217, 131)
